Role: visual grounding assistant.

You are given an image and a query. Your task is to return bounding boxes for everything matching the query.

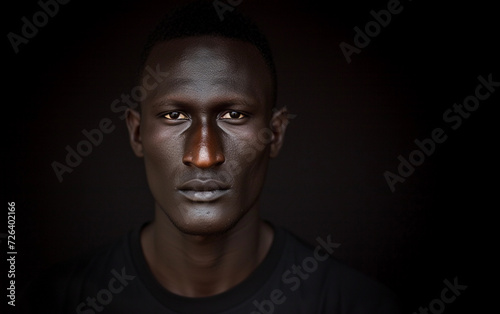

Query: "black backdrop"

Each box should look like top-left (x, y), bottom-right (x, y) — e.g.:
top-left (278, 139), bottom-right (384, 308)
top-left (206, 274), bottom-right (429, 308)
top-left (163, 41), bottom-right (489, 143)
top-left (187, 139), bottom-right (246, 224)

top-left (3, 0), bottom-right (498, 313)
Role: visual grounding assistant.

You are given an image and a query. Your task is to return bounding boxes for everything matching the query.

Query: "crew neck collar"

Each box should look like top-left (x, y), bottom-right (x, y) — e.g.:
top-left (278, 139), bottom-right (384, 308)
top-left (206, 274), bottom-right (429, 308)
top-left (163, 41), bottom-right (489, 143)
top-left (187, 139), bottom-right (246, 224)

top-left (128, 221), bottom-right (286, 313)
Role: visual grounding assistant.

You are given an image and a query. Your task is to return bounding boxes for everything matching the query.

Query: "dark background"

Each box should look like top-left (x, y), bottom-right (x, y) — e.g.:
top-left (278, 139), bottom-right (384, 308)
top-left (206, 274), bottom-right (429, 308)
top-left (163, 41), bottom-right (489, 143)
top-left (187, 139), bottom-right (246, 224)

top-left (2, 0), bottom-right (498, 313)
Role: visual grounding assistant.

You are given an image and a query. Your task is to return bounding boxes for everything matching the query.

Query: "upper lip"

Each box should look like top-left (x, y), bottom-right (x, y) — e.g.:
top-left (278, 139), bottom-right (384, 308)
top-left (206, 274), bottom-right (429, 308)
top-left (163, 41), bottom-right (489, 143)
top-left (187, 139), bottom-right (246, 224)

top-left (177, 179), bottom-right (230, 191)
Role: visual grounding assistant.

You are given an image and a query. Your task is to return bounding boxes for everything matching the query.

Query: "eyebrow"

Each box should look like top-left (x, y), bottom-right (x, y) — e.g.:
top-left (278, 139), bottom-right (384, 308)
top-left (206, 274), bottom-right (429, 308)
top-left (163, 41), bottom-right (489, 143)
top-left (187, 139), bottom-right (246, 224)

top-left (151, 97), bottom-right (255, 109)
top-left (149, 77), bottom-right (257, 109)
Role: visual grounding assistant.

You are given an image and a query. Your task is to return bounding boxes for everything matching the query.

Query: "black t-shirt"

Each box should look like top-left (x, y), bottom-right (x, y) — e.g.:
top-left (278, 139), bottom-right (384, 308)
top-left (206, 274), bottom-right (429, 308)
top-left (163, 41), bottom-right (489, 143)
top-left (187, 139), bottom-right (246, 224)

top-left (20, 223), bottom-right (400, 313)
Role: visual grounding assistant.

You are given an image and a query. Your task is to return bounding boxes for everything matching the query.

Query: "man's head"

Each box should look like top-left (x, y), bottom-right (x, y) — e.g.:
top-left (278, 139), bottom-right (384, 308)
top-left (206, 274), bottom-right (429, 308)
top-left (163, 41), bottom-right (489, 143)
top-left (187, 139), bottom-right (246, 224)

top-left (126, 1), bottom-right (288, 236)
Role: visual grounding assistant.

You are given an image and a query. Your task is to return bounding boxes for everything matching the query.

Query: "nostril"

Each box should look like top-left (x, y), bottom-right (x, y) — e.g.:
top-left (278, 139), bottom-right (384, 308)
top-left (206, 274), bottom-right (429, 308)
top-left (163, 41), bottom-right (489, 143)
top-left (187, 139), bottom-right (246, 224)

top-left (214, 152), bottom-right (225, 166)
top-left (182, 142), bottom-right (225, 168)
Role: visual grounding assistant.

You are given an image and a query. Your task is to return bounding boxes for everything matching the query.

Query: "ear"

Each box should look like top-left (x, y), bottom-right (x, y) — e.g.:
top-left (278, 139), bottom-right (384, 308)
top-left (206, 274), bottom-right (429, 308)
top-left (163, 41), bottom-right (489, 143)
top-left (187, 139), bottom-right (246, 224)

top-left (125, 109), bottom-right (144, 157)
top-left (269, 106), bottom-right (290, 158)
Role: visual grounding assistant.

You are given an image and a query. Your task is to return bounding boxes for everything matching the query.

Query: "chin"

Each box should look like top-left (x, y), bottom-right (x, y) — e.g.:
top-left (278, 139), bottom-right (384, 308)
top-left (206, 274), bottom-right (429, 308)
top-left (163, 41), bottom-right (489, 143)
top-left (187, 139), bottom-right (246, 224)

top-left (163, 202), bottom-right (245, 237)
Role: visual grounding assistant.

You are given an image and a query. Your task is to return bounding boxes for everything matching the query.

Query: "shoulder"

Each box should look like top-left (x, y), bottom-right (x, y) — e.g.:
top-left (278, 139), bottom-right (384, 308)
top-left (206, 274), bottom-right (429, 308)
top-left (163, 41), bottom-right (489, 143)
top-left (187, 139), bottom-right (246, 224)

top-left (278, 227), bottom-right (401, 313)
top-left (18, 229), bottom-right (136, 313)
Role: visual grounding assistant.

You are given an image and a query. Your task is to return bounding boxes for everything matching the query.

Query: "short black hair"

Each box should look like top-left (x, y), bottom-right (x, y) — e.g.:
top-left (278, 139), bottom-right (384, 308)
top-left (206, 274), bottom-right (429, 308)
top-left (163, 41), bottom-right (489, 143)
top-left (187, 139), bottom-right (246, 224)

top-left (140, 0), bottom-right (277, 105)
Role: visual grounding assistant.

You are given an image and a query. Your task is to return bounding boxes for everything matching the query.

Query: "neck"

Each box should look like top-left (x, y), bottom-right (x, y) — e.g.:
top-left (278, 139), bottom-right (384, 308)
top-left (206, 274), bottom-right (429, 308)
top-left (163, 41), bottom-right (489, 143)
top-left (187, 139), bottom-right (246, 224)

top-left (140, 205), bottom-right (273, 297)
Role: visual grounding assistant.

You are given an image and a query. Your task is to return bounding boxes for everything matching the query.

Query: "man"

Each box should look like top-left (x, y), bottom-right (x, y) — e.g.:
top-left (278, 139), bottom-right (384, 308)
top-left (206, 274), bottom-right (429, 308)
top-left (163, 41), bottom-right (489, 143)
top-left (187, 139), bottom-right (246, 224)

top-left (20, 1), bottom-right (400, 313)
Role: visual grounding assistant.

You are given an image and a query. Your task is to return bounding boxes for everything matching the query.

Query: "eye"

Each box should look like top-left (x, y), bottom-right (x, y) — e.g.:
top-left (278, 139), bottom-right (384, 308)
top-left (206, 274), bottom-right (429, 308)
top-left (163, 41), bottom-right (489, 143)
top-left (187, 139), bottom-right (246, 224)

top-left (164, 111), bottom-right (189, 120)
top-left (220, 111), bottom-right (246, 120)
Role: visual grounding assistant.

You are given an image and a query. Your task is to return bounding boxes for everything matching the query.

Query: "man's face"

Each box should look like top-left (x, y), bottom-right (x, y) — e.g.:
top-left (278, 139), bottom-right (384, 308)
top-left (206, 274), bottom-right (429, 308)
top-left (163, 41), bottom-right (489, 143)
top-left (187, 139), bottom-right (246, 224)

top-left (127, 36), bottom-right (287, 236)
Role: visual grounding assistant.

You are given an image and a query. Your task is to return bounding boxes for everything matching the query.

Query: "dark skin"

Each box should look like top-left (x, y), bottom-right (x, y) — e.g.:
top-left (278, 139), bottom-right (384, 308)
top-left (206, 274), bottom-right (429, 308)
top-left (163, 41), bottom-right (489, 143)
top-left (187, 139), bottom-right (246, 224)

top-left (126, 36), bottom-right (289, 297)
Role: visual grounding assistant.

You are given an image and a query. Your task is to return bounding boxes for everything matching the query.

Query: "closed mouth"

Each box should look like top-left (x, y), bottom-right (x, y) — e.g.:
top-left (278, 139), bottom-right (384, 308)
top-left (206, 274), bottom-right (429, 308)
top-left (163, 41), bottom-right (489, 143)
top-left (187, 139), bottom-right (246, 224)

top-left (177, 179), bottom-right (230, 202)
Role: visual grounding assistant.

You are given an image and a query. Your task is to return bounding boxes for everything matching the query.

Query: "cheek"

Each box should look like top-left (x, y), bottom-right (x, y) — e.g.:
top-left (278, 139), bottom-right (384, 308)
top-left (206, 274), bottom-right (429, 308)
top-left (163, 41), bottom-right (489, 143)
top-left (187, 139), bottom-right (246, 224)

top-left (226, 129), bottom-right (271, 191)
top-left (229, 149), bottom-right (269, 210)
top-left (234, 125), bottom-right (272, 167)
top-left (142, 118), bottom-right (182, 160)
top-left (141, 122), bottom-right (185, 184)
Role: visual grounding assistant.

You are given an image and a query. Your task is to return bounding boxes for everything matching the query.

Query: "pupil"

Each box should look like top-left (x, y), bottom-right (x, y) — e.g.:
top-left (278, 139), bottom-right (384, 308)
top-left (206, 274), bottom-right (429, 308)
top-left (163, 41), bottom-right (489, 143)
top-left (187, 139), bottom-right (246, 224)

top-left (230, 111), bottom-right (239, 118)
top-left (170, 112), bottom-right (179, 119)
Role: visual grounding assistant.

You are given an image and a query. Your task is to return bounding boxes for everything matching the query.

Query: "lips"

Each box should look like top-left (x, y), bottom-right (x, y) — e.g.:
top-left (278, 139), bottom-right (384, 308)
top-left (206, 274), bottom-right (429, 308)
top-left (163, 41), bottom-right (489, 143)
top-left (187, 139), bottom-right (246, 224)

top-left (177, 179), bottom-right (230, 202)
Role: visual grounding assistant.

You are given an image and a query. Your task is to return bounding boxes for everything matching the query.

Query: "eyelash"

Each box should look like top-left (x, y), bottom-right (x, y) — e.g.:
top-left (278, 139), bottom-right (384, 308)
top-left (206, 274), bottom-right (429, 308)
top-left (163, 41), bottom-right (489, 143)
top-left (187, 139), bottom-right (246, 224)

top-left (163, 111), bottom-right (188, 120)
top-left (162, 111), bottom-right (248, 121)
top-left (220, 111), bottom-right (247, 120)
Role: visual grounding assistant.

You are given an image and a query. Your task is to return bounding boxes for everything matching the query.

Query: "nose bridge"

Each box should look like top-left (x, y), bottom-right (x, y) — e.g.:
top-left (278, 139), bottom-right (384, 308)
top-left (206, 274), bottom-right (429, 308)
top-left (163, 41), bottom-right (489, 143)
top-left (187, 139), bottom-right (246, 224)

top-left (183, 118), bottom-right (225, 168)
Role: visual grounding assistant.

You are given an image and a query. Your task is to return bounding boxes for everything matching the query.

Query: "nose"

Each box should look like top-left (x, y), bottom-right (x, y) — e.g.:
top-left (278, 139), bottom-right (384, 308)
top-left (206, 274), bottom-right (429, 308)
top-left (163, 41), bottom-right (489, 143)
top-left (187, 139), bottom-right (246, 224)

top-left (182, 120), bottom-right (225, 169)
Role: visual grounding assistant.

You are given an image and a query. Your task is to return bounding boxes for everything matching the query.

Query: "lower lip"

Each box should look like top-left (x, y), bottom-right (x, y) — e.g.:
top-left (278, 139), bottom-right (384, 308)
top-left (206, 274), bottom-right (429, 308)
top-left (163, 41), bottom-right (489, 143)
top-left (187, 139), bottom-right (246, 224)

top-left (178, 189), bottom-right (230, 202)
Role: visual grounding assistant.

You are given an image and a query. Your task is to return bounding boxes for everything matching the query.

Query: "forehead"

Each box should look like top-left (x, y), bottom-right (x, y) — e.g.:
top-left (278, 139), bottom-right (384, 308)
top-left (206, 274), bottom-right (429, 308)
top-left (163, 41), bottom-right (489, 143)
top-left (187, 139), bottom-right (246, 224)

top-left (142, 36), bottom-right (273, 108)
